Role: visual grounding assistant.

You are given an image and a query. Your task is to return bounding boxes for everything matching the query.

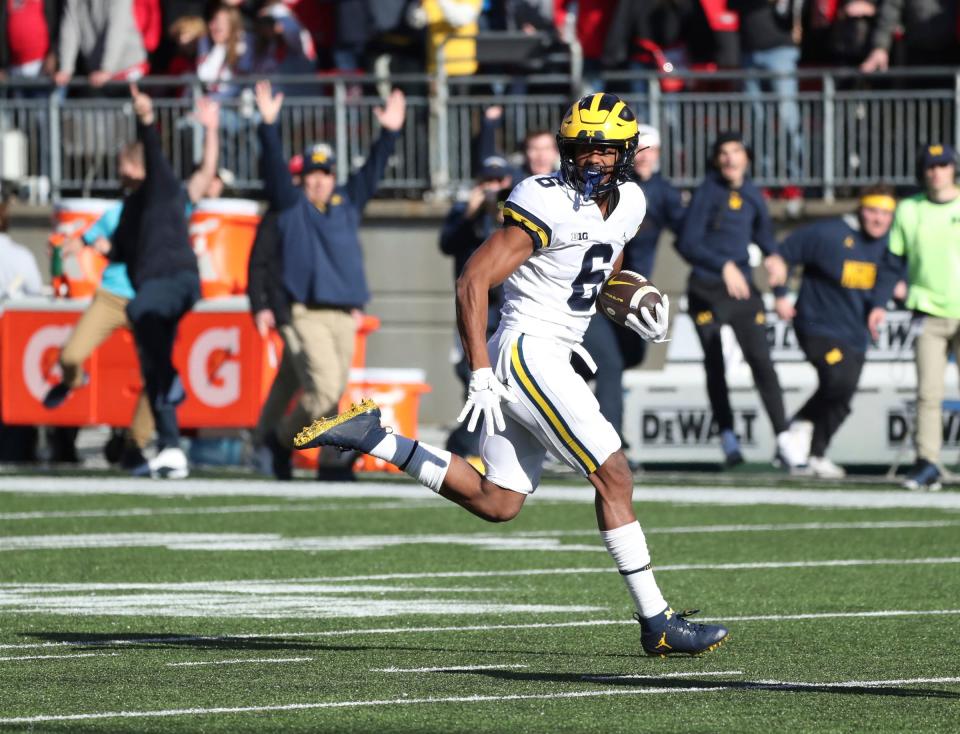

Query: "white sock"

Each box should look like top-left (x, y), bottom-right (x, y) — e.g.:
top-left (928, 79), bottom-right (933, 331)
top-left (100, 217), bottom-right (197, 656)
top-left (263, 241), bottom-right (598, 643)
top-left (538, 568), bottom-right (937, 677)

top-left (369, 434), bottom-right (451, 493)
top-left (601, 520), bottom-right (668, 618)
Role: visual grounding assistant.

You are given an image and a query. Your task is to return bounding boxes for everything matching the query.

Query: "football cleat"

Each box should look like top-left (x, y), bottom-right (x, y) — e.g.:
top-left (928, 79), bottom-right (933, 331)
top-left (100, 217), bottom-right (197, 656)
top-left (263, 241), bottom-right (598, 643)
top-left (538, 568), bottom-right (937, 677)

top-left (635, 607), bottom-right (729, 657)
top-left (294, 399), bottom-right (386, 452)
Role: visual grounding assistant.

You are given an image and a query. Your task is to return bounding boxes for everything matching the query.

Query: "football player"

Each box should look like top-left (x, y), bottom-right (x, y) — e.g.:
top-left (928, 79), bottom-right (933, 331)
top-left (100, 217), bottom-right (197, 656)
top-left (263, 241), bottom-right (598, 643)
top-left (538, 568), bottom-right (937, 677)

top-left (297, 94), bottom-right (729, 656)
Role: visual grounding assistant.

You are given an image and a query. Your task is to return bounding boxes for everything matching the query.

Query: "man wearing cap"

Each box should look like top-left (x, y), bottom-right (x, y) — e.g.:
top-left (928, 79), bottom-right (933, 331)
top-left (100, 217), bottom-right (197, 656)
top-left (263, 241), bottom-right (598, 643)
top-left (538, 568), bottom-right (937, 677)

top-left (676, 131), bottom-right (804, 469)
top-left (439, 154), bottom-right (514, 460)
top-left (574, 124), bottom-right (686, 455)
top-left (254, 80), bottom-right (407, 465)
top-left (766, 185), bottom-right (902, 478)
top-left (873, 144), bottom-right (960, 490)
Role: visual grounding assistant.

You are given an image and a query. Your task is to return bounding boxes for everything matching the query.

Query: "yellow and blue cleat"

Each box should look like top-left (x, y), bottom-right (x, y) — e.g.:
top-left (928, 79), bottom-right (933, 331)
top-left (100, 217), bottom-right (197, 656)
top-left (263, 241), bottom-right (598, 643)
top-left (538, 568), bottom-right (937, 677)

top-left (293, 399), bottom-right (387, 452)
top-left (636, 607), bottom-right (729, 657)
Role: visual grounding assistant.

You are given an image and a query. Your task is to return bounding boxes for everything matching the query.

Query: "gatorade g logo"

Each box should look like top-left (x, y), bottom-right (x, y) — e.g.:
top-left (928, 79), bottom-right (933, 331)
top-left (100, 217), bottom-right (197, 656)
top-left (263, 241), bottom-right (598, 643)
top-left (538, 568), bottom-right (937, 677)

top-left (188, 327), bottom-right (241, 407)
top-left (23, 325), bottom-right (71, 402)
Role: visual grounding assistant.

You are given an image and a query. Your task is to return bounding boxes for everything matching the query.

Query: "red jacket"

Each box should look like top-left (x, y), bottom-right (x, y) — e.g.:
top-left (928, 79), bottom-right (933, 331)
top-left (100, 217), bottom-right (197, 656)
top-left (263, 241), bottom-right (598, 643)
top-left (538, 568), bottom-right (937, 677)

top-left (554, 0), bottom-right (616, 60)
top-left (134, 0), bottom-right (161, 53)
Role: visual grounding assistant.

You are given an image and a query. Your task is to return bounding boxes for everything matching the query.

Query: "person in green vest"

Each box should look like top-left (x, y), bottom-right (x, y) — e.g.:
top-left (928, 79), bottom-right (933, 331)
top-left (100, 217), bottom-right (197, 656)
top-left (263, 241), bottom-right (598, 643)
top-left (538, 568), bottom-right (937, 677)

top-left (873, 143), bottom-right (960, 491)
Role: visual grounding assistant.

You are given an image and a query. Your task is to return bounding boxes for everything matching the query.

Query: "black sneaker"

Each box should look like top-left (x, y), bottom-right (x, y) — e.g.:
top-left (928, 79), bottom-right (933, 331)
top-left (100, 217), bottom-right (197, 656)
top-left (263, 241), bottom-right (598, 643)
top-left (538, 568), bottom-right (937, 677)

top-left (294, 399), bottom-right (386, 453)
top-left (720, 429), bottom-right (744, 468)
top-left (42, 382), bottom-right (71, 409)
top-left (119, 445), bottom-right (148, 472)
top-left (636, 607), bottom-right (729, 657)
top-left (265, 432), bottom-right (292, 481)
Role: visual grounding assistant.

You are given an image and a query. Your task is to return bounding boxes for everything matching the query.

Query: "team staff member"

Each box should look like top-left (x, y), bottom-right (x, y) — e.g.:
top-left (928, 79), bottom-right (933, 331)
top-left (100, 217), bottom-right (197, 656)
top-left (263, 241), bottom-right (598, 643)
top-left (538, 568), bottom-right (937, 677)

top-left (44, 98), bottom-right (222, 472)
top-left (766, 185), bottom-right (900, 478)
top-left (875, 144), bottom-right (960, 491)
top-left (676, 131), bottom-right (803, 469)
top-left (440, 155), bottom-right (513, 462)
top-left (109, 84), bottom-right (202, 479)
top-left (576, 124), bottom-right (685, 450)
top-left (253, 80), bottom-right (406, 458)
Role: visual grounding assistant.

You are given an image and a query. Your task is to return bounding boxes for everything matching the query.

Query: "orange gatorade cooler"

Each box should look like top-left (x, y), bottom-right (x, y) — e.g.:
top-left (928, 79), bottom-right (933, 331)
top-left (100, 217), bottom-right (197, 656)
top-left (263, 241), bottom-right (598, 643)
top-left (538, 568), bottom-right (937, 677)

top-left (294, 368), bottom-right (432, 473)
top-left (352, 314), bottom-right (381, 368)
top-left (189, 198), bottom-right (260, 299)
top-left (51, 198), bottom-right (114, 298)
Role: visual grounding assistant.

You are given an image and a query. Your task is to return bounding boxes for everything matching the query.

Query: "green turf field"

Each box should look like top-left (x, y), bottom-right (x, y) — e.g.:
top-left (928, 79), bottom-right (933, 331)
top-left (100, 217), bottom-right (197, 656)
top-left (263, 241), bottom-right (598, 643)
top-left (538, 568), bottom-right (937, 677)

top-left (0, 475), bottom-right (958, 732)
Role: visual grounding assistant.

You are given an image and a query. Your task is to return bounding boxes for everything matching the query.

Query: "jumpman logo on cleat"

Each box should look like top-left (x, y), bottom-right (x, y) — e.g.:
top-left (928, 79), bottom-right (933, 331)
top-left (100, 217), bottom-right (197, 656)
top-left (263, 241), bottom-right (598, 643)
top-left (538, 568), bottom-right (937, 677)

top-left (655, 632), bottom-right (672, 650)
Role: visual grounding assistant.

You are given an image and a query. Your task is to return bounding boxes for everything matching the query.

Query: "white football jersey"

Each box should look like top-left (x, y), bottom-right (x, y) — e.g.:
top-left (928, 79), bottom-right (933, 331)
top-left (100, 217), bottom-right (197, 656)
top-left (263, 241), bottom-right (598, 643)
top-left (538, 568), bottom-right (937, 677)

top-left (499, 172), bottom-right (647, 343)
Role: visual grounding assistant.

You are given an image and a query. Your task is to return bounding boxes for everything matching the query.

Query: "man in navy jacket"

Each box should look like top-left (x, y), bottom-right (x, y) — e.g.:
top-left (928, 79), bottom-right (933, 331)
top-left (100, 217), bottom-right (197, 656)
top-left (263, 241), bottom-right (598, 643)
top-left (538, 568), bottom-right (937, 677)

top-left (254, 80), bottom-right (406, 460)
top-left (676, 131), bottom-right (803, 469)
top-left (766, 185), bottom-right (901, 477)
top-left (576, 124), bottom-right (685, 453)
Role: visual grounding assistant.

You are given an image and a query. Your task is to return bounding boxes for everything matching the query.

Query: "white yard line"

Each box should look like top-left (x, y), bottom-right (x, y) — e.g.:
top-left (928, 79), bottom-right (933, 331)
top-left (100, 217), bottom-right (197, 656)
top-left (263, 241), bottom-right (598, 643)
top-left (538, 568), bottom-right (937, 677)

top-left (0, 503), bottom-right (429, 521)
top-left (372, 664), bottom-right (529, 673)
top-left (3, 522), bottom-right (960, 556)
top-left (0, 519), bottom-right (955, 553)
top-left (2, 608), bottom-right (959, 652)
top-left (0, 652), bottom-right (119, 662)
top-left (276, 555), bottom-right (960, 579)
top-left (2, 676), bottom-right (958, 724)
top-left (1, 478), bottom-right (959, 509)
top-left (698, 609), bottom-right (960, 622)
top-left (166, 657), bottom-right (313, 667)
top-left (750, 676), bottom-right (960, 688)
top-left (484, 520), bottom-right (960, 538)
top-left (1, 558), bottom-right (957, 619)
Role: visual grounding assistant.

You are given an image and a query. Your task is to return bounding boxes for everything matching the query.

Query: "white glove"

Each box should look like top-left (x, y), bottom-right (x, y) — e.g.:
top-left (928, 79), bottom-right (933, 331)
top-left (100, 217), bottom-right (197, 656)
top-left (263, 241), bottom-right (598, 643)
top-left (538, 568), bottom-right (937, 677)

top-left (625, 294), bottom-right (671, 343)
top-left (457, 367), bottom-right (518, 436)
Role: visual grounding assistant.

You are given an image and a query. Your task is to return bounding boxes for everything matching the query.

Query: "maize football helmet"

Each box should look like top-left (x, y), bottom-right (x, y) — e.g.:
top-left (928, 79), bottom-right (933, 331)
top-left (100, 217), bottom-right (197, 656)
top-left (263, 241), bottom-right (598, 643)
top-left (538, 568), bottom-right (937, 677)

top-left (557, 93), bottom-right (639, 199)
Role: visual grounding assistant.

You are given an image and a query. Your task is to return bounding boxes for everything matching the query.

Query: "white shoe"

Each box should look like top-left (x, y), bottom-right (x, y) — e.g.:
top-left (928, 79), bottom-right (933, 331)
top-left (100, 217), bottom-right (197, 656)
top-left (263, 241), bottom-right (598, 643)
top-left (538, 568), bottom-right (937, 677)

top-left (775, 430), bottom-right (805, 470)
top-left (148, 447), bottom-right (189, 479)
top-left (788, 420), bottom-right (813, 466)
top-left (807, 456), bottom-right (846, 479)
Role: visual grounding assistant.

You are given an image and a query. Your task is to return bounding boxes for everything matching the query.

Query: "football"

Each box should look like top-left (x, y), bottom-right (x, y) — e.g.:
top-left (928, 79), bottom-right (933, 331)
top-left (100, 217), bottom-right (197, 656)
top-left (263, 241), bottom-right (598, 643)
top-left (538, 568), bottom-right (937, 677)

top-left (598, 270), bottom-right (663, 328)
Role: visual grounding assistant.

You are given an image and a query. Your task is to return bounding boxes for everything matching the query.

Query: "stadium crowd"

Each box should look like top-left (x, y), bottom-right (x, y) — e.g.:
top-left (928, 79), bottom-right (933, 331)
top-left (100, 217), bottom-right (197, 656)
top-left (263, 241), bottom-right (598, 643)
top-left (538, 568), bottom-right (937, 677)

top-left (1, 0), bottom-right (957, 92)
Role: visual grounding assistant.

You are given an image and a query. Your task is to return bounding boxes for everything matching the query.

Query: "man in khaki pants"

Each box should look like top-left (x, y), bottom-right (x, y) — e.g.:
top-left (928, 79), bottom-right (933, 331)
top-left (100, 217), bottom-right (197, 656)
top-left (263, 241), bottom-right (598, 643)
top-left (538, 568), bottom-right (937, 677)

top-left (878, 144), bottom-right (960, 490)
top-left (43, 98), bottom-right (222, 470)
top-left (253, 81), bottom-right (406, 476)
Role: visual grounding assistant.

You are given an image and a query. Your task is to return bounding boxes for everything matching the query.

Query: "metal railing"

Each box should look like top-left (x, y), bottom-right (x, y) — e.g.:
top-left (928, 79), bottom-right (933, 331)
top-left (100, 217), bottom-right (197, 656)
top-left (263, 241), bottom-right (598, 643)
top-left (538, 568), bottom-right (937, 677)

top-left (1, 67), bottom-right (958, 202)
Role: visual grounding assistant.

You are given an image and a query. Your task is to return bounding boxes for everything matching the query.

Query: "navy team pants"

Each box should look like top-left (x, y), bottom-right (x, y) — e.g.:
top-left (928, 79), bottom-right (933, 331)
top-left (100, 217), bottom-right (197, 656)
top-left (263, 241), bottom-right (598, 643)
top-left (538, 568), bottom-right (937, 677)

top-left (126, 270), bottom-right (200, 451)
top-left (793, 330), bottom-right (865, 457)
